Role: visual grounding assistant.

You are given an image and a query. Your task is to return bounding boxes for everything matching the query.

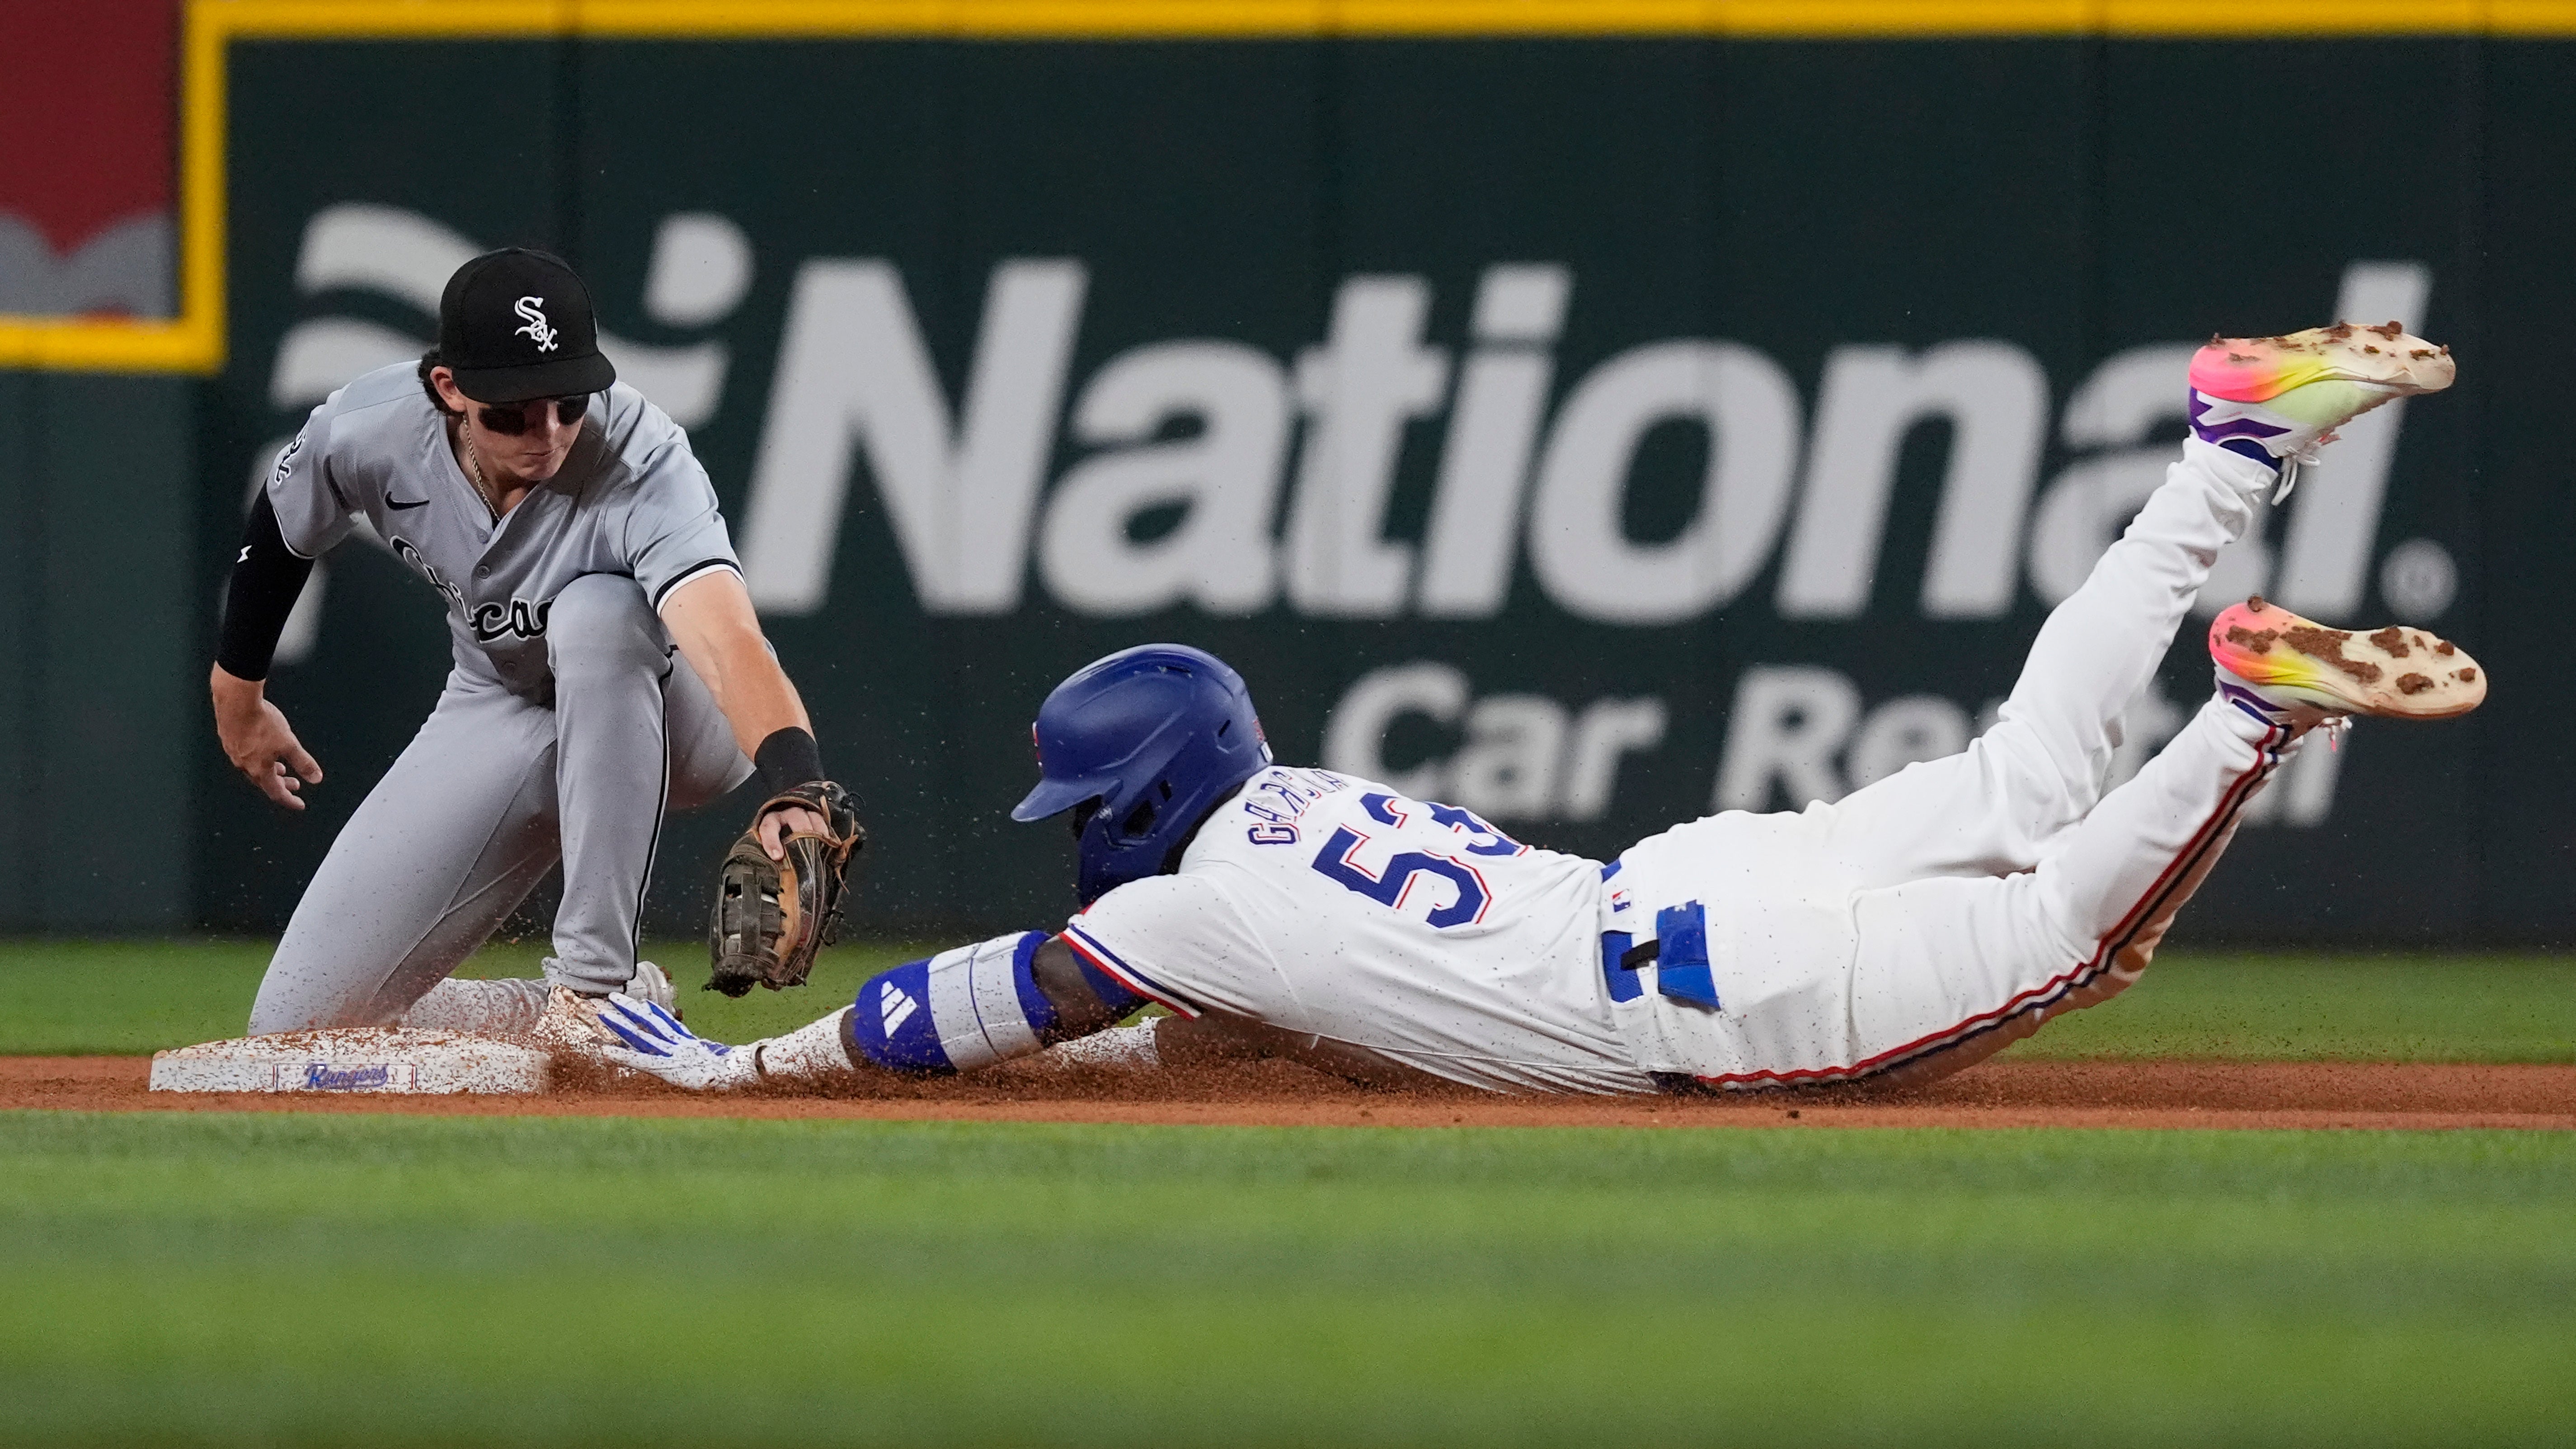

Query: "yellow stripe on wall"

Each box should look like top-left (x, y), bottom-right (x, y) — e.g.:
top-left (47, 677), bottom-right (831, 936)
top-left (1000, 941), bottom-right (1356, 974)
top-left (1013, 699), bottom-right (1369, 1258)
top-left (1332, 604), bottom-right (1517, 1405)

top-left (201, 0), bottom-right (2576, 40)
top-left (4, 0), bottom-right (2573, 373)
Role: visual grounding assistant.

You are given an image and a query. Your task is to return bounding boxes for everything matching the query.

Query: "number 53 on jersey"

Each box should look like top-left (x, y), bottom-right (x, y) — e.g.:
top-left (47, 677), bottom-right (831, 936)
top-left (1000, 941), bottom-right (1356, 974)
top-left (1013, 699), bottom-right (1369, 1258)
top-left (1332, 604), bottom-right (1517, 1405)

top-left (1309, 792), bottom-right (1526, 929)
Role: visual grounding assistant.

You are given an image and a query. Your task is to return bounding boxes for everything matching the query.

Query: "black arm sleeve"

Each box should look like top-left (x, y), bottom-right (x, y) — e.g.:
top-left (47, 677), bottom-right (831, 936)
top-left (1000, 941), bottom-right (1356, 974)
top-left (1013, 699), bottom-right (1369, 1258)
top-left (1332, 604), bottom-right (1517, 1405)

top-left (214, 494), bottom-right (315, 682)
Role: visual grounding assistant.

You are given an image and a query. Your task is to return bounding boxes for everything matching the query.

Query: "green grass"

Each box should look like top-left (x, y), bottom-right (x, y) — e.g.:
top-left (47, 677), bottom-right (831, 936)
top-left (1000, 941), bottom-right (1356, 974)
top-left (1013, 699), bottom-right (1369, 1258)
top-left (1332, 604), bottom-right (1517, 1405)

top-left (0, 937), bottom-right (932, 1055)
top-left (4, 947), bottom-right (2568, 1445)
top-left (1, 939), bottom-right (2569, 1062)
top-left (1, 1112), bottom-right (2570, 1447)
top-left (2004, 951), bottom-right (2576, 1063)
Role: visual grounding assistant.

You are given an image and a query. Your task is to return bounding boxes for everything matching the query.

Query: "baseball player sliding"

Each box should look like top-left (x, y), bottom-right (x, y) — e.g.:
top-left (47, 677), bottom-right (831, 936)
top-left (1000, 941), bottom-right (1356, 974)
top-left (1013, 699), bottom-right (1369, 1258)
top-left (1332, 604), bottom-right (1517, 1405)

top-left (212, 247), bottom-right (862, 1041)
top-left (601, 321), bottom-right (2485, 1097)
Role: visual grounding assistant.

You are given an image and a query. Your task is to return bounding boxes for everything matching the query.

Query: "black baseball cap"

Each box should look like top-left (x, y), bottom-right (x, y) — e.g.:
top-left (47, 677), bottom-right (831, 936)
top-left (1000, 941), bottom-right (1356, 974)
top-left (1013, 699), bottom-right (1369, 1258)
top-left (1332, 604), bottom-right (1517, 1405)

top-left (437, 247), bottom-right (617, 403)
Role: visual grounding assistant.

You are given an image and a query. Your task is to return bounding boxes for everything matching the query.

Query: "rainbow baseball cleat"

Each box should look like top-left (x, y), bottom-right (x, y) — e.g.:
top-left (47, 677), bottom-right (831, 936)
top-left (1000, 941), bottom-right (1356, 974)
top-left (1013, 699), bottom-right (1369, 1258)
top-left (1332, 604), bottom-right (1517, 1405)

top-left (2187, 322), bottom-right (2454, 489)
top-left (2209, 596), bottom-right (2485, 721)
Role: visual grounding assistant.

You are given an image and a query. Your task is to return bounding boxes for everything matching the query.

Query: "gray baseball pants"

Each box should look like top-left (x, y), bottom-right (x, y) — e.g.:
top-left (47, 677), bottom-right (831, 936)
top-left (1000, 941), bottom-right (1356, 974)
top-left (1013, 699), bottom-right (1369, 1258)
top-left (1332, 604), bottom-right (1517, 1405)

top-left (246, 574), bottom-right (752, 1034)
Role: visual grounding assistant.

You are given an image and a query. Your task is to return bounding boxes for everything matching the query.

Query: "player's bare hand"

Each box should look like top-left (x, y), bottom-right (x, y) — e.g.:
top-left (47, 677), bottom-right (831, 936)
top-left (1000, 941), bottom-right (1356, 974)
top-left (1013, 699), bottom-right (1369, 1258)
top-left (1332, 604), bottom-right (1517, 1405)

top-left (210, 665), bottom-right (324, 810)
top-left (756, 803), bottom-right (829, 860)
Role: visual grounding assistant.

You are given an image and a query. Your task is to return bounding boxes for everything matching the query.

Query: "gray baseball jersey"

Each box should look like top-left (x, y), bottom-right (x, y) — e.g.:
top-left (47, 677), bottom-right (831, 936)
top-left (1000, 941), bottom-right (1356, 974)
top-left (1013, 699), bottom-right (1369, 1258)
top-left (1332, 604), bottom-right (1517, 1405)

top-left (266, 361), bottom-right (740, 698)
top-left (247, 361), bottom-right (758, 1032)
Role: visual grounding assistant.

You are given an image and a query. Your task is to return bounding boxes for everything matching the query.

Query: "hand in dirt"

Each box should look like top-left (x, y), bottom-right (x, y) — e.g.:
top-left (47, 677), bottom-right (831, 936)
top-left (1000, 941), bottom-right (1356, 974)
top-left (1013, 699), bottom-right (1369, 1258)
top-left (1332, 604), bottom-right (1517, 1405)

top-left (596, 995), bottom-right (760, 1091)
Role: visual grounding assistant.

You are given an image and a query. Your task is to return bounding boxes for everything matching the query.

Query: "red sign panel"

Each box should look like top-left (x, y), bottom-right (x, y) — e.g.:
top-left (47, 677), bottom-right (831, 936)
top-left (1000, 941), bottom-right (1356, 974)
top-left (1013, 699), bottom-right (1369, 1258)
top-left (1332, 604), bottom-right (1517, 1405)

top-left (0, 0), bottom-right (177, 317)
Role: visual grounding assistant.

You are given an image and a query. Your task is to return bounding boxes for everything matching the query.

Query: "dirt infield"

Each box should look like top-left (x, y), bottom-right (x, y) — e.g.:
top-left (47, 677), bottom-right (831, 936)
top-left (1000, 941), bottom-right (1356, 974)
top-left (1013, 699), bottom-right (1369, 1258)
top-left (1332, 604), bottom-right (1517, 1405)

top-left (4, 1054), bottom-right (2571, 1129)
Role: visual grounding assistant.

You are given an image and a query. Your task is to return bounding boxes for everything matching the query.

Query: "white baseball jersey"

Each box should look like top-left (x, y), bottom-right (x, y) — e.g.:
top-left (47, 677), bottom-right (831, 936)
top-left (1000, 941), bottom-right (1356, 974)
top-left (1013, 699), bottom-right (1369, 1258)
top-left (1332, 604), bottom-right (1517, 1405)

top-left (267, 361), bottom-right (739, 700)
top-left (1064, 440), bottom-right (2304, 1097)
top-left (1061, 766), bottom-right (1648, 1092)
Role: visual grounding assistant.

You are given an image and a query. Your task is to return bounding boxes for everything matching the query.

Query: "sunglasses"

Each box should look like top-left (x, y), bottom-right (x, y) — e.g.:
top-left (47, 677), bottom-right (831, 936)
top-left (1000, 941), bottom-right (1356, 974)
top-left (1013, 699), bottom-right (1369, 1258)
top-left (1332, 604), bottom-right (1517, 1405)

top-left (474, 394), bottom-right (591, 435)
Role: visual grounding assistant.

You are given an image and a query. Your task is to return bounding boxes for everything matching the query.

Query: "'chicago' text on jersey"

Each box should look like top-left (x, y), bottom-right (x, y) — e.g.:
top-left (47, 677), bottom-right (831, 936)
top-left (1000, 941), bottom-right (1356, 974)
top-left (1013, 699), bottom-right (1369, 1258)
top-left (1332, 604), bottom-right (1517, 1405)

top-left (468, 598), bottom-right (553, 643)
top-left (391, 535), bottom-right (552, 642)
top-left (390, 536), bottom-right (466, 612)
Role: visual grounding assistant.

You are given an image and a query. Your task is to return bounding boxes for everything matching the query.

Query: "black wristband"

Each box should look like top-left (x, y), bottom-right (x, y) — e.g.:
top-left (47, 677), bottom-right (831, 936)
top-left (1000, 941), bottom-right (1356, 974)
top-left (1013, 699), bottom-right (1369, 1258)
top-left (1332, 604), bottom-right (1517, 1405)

top-left (215, 494), bottom-right (316, 682)
top-left (753, 727), bottom-right (825, 797)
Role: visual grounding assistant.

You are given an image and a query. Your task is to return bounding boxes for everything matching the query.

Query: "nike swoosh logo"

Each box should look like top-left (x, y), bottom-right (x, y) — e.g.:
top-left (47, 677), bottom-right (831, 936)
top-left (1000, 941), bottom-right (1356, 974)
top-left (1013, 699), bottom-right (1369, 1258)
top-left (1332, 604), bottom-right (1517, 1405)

top-left (387, 496), bottom-right (430, 510)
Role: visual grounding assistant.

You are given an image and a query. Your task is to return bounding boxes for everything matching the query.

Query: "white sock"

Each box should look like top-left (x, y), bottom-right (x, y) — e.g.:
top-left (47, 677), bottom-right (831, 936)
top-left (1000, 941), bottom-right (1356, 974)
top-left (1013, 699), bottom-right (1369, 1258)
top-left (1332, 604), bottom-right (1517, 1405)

top-left (752, 1009), bottom-right (863, 1086)
top-left (1045, 1021), bottom-right (1163, 1070)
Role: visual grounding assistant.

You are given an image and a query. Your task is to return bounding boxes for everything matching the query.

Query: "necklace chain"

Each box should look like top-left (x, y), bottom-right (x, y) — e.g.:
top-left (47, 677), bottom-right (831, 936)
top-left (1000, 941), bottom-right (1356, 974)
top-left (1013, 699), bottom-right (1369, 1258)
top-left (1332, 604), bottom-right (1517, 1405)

top-left (459, 423), bottom-right (500, 521)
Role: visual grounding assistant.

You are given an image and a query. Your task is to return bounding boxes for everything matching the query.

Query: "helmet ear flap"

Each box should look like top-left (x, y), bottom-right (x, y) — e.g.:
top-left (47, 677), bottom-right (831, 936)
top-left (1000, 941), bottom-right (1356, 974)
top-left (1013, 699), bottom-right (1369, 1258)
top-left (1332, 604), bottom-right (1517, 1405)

top-left (1117, 796), bottom-right (1158, 840)
top-left (1115, 776), bottom-right (1180, 842)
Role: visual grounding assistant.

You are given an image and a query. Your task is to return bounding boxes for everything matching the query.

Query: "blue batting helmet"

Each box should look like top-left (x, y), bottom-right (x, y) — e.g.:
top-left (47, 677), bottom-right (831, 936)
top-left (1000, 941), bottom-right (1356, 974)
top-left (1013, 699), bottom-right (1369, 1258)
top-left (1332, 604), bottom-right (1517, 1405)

top-left (1011, 644), bottom-right (1271, 905)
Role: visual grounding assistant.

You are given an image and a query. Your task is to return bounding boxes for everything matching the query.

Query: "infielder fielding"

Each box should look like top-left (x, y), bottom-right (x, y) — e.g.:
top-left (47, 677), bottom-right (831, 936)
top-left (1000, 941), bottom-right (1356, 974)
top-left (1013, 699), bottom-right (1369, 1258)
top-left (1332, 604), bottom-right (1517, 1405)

top-left (214, 247), bottom-right (861, 1038)
top-left (598, 322), bottom-right (2485, 1096)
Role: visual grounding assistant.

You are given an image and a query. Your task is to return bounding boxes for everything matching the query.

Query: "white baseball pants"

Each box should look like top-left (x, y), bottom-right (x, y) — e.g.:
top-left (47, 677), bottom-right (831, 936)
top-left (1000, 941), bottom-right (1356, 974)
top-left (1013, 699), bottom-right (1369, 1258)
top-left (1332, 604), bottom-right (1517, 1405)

top-left (1611, 438), bottom-right (2303, 1088)
top-left (246, 574), bottom-right (752, 1034)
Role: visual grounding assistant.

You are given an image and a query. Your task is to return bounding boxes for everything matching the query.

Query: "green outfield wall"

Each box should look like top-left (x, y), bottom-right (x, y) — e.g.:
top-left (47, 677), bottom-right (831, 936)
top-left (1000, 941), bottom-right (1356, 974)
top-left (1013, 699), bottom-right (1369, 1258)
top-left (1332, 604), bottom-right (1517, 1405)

top-left (0, 372), bottom-right (196, 932)
top-left (158, 32), bottom-right (2576, 943)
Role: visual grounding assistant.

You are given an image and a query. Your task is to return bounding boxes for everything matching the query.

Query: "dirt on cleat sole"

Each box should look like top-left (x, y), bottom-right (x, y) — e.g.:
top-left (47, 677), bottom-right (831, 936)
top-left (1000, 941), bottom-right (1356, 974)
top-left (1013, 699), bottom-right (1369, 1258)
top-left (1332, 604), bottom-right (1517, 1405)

top-left (2209, 596), bottom-right (2485, 720)
top-left (2189, 321), bottom-right (2456, 405)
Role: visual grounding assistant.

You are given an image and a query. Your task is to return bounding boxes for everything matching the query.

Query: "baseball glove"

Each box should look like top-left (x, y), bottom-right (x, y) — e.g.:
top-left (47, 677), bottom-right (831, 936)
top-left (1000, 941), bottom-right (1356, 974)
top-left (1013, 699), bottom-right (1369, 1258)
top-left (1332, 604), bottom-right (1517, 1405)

top-left (705, 781), bottom-right (866, 997)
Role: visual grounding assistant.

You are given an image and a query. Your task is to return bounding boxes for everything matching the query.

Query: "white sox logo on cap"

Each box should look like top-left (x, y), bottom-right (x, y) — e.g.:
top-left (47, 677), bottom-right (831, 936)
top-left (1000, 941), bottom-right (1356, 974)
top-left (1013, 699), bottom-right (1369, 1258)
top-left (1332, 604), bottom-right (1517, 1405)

top-left (513, 296), bottom-right (559, 352)
top-left (438, 249), bottom-right (613, 399)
